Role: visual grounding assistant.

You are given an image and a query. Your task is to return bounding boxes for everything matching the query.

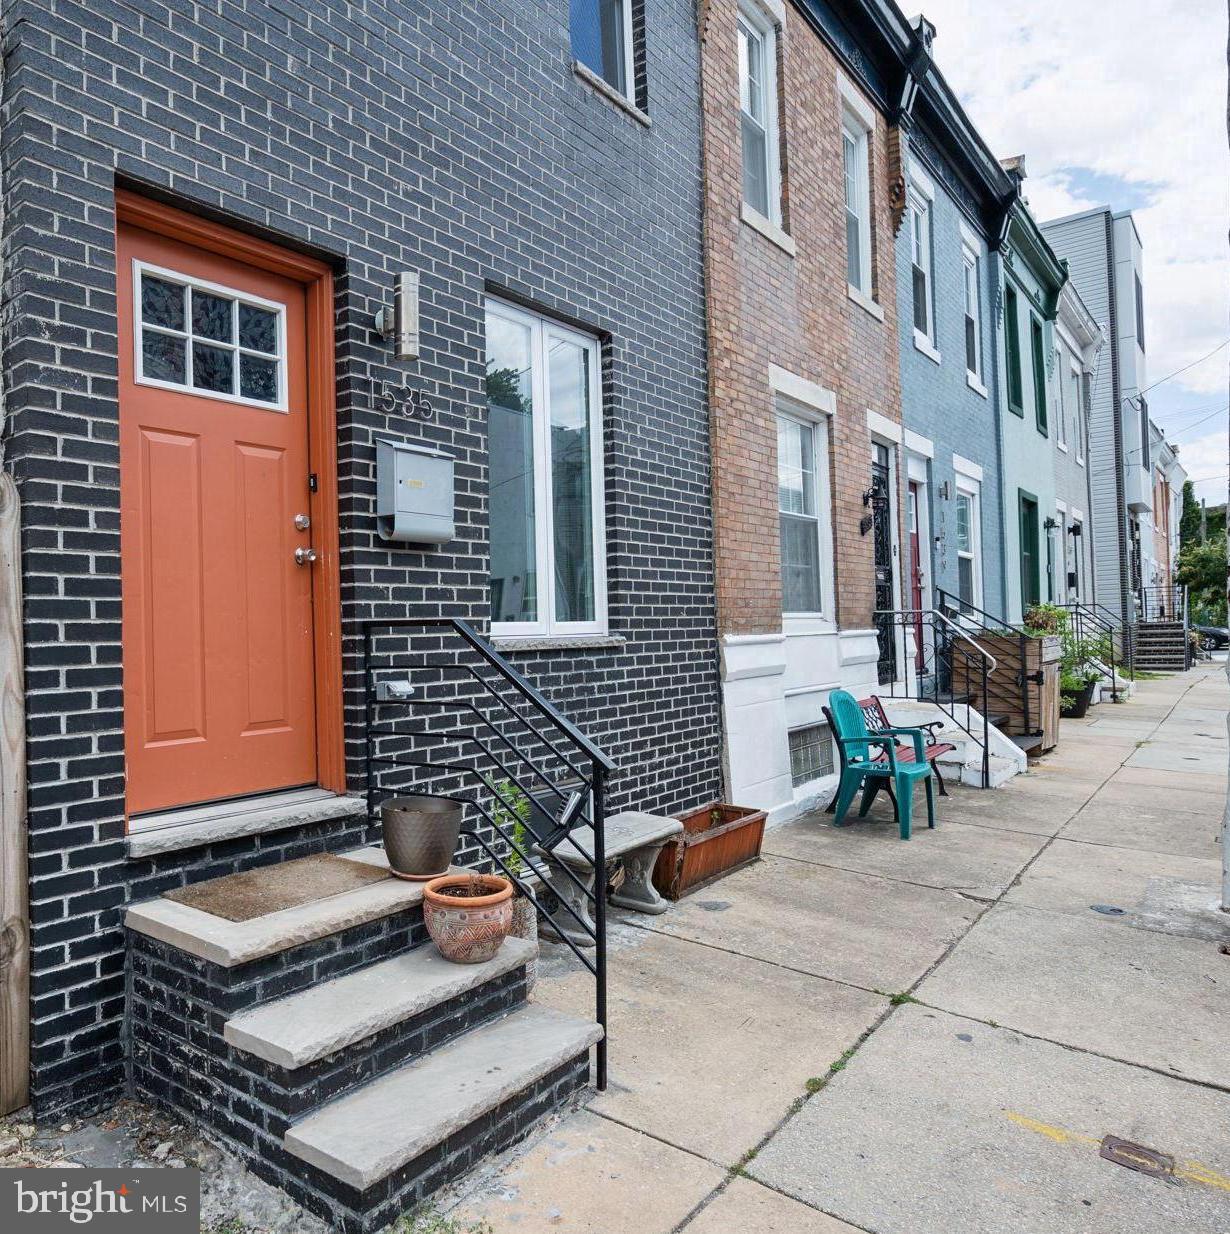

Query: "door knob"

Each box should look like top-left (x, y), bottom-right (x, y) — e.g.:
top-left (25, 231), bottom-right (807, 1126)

top-left (294, 547), bottom-right (318, 566)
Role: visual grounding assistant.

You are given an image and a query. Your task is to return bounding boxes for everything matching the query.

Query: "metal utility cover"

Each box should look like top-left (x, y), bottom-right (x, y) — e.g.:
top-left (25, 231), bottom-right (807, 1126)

top-left (1099, 1135), bottom-right (1175, 1179)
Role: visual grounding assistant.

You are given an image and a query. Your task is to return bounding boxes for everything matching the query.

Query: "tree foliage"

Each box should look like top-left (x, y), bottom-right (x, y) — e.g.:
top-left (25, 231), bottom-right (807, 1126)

top-left (1177, 532), bottom-right (1229, 624)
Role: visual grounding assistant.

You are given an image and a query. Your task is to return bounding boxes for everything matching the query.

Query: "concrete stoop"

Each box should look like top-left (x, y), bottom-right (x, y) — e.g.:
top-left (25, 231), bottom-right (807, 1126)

top-left (880, 700), bottom-right (1027, 789)
top-left (124, 847), bottom-right (600, 1233)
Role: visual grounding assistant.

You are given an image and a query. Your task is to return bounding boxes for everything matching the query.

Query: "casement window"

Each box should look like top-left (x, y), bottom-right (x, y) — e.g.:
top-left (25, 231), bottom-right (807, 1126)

top-left (909, 197), bottom-right (935, 351)
top-left (842, 118), bottom-right (873, 297)
top-left (134, 262), bottom-right (287, 411)
top-left (570, 0), bottom-right (635, 100)
top-left (962, 248), bottom-right (983, 386)
top-left (486, 299), bottom-right (607, 637)
top-left (1030, 316), bottom-right (1047, 435)
top-left (1134, 273), bottom-right (1145, 351)
top-left (1053, 347), bottom-right (1068, 448)
top-left (778, 410), bottom-right (832, 615)
top-left (955, 484), bottom-right (982, 611)
top-left (1065, 365), bottom-right (1085, 466)
top-left (1139, 397), bottom-right (1151, 473)
top-left (1005, 286), bottom-right (1023, 414)
top-left (737, 4), bottom-right (781, 225)
top-left (789, 723), bottom-right (835, 787)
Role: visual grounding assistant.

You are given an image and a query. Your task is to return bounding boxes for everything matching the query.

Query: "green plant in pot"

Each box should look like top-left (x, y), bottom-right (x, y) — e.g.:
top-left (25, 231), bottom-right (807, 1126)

top-left (491, 779), bottom-right (539, 989)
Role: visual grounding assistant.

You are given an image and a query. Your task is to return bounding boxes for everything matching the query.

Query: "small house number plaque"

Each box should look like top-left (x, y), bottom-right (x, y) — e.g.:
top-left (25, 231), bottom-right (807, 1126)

top-left (374, 378), bottom-right (435, 421)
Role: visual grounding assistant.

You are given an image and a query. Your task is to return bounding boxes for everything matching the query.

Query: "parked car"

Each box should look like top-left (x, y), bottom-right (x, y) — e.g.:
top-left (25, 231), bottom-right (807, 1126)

top-left (1194, 624), bottom-right (1230, 651)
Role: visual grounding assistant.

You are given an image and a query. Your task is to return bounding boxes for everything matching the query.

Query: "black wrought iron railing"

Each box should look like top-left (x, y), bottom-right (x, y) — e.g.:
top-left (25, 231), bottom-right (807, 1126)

top-left (1058, 602), bottom-right (1130, 698)
top-left (362, 618), bottom-right (615, 1090)
top-left (1137, 584), bottom-right (1187, 625)
top-left (872, 606), bottom-right (995, 788)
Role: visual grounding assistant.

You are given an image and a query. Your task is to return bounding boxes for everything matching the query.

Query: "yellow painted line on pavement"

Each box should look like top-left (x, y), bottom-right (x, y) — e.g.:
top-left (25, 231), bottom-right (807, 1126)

top-left (1004, 1112), bottom-right (1230, 1194)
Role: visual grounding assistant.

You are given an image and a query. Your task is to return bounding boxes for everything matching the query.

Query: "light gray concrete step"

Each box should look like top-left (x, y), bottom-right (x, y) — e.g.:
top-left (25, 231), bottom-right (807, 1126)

top-left (223, 936), bottom-right (538, 1068)
top-left (284, 1005), bottom-right (603, 1191)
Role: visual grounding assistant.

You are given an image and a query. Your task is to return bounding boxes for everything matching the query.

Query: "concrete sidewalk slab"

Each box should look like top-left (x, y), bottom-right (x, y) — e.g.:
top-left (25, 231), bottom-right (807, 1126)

top-left (915, 903), bottom-right (1230, 1087)
top-left (533, 928), bottom-right (884, 1165)
top-left (445, 1111), bottom-right (724, 1234)
top-left (1114, 765), bottom-right (1228, 791)
top-left (749, 1005), bottom-right (1230, 1234)
top-left (764, 813), bottom-right (1047, 900)
top-left (643, 854), bottom-right (979, 993)
top-left (1005, 838), bottom-right (1222, 926)
top-left (1127, 746), bottom-right (1228, 777)
top-left (1061, 799), bottom-right (1223, 860)
top-left (1088, 779), bottom-right (1227, 819)
top-left (934, 783), bottom-right (1082, 835)
top-left (684, 1178), bottom-right (862, 1233)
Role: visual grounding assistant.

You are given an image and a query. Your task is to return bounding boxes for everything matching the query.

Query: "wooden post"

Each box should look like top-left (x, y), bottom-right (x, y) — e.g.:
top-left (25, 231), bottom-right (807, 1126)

top-left (0, 471), bottom-right (28, 1113)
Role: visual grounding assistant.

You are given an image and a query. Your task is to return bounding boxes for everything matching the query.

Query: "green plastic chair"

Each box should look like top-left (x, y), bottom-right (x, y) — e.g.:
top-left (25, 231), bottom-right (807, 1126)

top-left (826, 690), bottom-right (935, 840)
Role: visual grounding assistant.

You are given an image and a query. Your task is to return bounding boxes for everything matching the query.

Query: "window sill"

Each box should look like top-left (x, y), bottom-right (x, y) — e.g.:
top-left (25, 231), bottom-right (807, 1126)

top-left (572, 61), bottom-right (651, 127)
top-left (492, 633), bottom-right (626, 653)
top-left (1056, 441), bottom-right (1069, 453)
top-left (740, 204), bottom-right (797, 257)
top-left (847, 284), bottom-right (884, 322)
top-left (966, 372), bottom-right (988, 399)
top-left (913, 331), bottom-right (941, 365)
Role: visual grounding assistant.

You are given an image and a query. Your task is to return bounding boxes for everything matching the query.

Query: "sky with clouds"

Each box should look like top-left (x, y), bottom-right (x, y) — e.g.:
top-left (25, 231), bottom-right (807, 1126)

top-left (917, 0), bottom-right (1229, 503)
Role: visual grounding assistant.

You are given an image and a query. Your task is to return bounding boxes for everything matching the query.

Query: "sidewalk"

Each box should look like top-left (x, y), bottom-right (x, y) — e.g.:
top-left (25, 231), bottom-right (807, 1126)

top-left (446, 665), bottom-right (1230, 1234)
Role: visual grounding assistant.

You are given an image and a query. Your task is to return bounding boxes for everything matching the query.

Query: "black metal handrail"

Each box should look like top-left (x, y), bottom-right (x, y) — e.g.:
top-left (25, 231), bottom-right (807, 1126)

top-left (1137, 584), bottom-right (1186, 625)
top-left (1058, 602), bottom-right (1129, 699)
top-left (873, 607), bottom-right (994, 788)
top-left (361, 617), bottom-right (614, 1090)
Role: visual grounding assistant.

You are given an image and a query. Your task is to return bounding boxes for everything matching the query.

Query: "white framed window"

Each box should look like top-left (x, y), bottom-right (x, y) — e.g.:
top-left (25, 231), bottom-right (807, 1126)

top-left (908, 197), bottom-right (935, 352)
top-left (737, 4), bottom-right (782, 226)
top-left (954, 483), bottom-right (982, 611)
top-left (570, 0), bottom-right (635, 101)
top-left (1054, 346), bottom-right (1068, 449)
top-left (842, 119), bottom-right (872, 297)
top-left (962, 247), bottom-right (983, 387)
top-left (486, 299), bottom-right (607, 638)
top-left (778, 408), bottom-right (833, 616)
top-left (1071, 362), bottom-right (1085, 464)
top-left (133, 261), bottom-right (287, 412)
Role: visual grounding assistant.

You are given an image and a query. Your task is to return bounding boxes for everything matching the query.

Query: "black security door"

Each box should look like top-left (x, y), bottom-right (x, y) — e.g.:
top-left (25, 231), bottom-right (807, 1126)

top-left (871, 444), bottom-right (897, 685)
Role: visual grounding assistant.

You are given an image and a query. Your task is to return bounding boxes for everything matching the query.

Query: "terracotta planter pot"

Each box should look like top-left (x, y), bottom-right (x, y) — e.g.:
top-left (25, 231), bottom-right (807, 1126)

top-left (423, 873), bottom-right (514, 964)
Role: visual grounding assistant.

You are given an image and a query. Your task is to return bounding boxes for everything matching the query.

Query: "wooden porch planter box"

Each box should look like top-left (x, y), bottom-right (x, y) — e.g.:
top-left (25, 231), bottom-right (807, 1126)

top-left (970, 631), bottom-right (1063, 752)
top-left (652, 802), bottom-right (767, 901)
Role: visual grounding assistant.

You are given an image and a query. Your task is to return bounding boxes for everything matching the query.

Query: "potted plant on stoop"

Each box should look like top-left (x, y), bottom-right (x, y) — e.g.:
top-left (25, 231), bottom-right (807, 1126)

top-left (380, 794), bottom-right (465, 881)
top-left (1059, 668), bottom-right (1100, 718)
top-left (423, 871), bottom-right (514, 964)
top-left (492, 779), bottom-right (538, 991)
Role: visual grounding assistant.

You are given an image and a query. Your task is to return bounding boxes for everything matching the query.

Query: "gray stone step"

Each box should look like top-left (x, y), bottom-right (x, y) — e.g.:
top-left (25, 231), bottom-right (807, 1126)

top-left (223, 936), bottom-right (537, 1068)
top-left (284, 1005), bottom-right (602, 1191)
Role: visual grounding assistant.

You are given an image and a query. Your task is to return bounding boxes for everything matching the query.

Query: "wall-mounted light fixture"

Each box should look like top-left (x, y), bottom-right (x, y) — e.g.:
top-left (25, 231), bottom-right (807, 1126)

top-left (375, 271), bottom-right (420, 361)
top-left (1043, 516), bottom-right (1058, 531)
top-left (1068, 522), bottom-right (1083, 537)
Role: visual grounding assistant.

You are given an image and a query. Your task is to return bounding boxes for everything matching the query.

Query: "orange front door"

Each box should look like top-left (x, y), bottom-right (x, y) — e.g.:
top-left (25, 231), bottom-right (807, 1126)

top-left (118, 223), bottom-right (318, 816)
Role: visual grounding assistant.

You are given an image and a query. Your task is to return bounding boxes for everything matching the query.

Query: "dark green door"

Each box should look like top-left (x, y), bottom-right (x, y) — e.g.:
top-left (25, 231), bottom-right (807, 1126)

top-left (1019, 493), bottom-right (1040, 608)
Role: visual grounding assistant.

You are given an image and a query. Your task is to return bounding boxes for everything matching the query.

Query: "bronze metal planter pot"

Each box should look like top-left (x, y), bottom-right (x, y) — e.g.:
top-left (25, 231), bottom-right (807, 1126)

top-left (380, 795), bottom-right (465, 881)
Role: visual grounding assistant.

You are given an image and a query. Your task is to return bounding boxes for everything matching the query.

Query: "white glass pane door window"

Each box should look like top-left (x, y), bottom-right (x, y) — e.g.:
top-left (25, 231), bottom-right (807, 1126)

top-left (487, 300), bottom-right (606, 637)
top-left (738, 7), bottom-right (780, 224)
top-left (778, 413), bottom-right (832, 615)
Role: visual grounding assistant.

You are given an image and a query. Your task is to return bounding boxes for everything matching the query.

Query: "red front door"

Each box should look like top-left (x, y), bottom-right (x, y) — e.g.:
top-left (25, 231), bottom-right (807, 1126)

top-left (118, 223), bottom-right (319, 816)
top-left (908, 482), bottom-right (925, 669)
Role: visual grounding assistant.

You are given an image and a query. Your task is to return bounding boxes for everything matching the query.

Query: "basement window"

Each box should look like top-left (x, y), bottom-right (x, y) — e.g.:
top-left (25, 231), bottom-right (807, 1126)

top-left (789, 723), bottom-right (835, 787)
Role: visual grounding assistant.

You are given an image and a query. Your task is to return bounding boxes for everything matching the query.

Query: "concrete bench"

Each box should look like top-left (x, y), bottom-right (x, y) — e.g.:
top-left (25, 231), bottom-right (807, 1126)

top-left (536, 811), bottom-right (683, 947)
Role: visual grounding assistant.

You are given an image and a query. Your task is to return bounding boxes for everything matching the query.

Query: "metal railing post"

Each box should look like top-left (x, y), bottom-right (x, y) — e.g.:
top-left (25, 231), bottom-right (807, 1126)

top-left (590, 758), bottom-right (608, 1091)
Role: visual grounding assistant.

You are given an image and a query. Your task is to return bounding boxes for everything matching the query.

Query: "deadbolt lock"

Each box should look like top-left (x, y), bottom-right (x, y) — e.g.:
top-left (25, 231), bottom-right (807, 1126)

top-left (293, 513), bottom-right (311, 530)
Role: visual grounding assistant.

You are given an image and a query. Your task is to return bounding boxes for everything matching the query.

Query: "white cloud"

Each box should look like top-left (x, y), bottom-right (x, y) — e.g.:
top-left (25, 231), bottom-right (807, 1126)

top-left (919, 0), bottom-right (1230, 400)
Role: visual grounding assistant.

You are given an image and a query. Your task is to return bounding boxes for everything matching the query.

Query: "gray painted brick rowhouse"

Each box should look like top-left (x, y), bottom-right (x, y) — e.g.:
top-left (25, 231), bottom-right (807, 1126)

top-left (0, 0), bottom-right (721, 1117)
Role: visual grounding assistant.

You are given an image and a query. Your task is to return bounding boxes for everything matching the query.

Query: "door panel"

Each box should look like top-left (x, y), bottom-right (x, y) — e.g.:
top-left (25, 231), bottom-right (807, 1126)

top-left (119, 223), bottom-right (317, 815)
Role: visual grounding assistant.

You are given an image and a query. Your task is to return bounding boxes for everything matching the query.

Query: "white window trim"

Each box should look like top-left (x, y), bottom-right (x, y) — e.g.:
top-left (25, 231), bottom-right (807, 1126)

top-left (778, 399), bottom-right (836, 626)
top-left (132, 259), bottom-right (289, 413)
top-left (961, 242), bottom-right (985, 392)
top-left (577, 0), bottom-right (636, 104)
top-left (955, 480), bottom-right (983, 611)
top-left (837, 77), bottom-right (875, 302)
top-left (487, 298), bottom-right (608, 640)
top-left (1054, 345), bottom-right (1069, 450)
top-left (907, 179), bottom-right (937, 359)
top-left (1072, 360), bottom-right (1086, 465)
top-left (737, 1), bottom-right (784, 228)
top-left (952, 452), bottom-right (983, 483)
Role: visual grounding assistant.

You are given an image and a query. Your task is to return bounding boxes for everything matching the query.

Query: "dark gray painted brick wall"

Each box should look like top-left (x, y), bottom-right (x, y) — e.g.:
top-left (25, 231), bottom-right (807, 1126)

top-left (0, 0), bottom-right (721, 1116)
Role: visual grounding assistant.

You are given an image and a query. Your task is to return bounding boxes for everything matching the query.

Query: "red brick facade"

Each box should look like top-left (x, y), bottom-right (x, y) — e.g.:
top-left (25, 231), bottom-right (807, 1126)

top-left (700, 0), bottom-right (906, 637)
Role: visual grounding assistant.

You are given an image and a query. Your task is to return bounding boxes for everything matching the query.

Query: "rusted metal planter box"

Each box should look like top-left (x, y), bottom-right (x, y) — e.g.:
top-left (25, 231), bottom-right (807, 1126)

top-left (652, 802), bottom-right (767, 901)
